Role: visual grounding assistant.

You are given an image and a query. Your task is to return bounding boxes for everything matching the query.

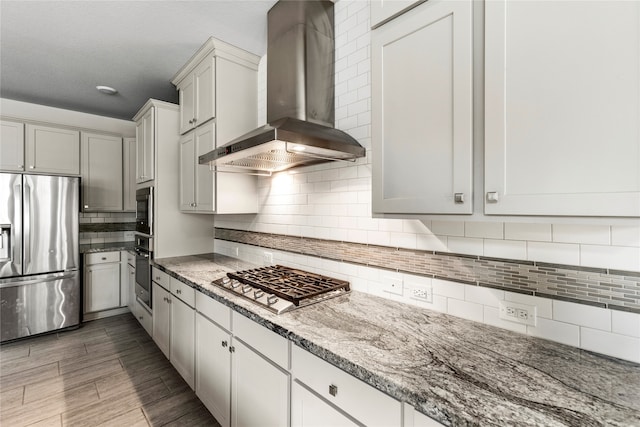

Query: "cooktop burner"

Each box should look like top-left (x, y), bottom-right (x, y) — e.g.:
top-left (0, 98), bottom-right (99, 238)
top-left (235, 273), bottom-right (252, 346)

top-left (211, 265), bottom-right (350, 314)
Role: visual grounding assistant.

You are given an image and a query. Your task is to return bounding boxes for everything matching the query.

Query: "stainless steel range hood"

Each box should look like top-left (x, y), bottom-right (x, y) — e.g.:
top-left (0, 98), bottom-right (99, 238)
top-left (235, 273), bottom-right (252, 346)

top-left (199, 0), bottom-right (365, 174)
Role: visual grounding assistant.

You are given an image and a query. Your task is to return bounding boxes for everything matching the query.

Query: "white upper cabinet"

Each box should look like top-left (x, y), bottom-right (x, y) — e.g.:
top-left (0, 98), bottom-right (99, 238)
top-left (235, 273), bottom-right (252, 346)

top-left (25, 123), bottom-right (80, 175)
top-left (135, 107), bottom-right (155, 184)
top-left (123, 137), bottom-right (136, 211)
top-left (177, 56), bottom-right (215, 135)
top-left (370, 0), bottom-right (425, 28)
top-left (485, 0), bottom-right (640, 217)
top-left (372, 0), bottom-right (473, 214)
top-left (81, 132), bottom-right (123, 212)
top-left (0, 119), bottom-right (25, 172)
top-left (180, 121), bottom-right (216, 213)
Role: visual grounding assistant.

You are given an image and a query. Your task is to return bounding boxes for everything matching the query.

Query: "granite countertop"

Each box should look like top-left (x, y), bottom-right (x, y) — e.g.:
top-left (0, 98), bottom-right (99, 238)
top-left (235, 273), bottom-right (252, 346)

top-left (153, 253), bottom-right (640, 426)
top-left (79, 241), bottom-right (135, 254)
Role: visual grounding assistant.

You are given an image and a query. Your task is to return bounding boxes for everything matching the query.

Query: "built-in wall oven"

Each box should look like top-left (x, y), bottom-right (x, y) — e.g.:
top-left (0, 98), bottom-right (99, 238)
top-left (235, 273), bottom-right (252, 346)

top-left (134, 235), bottom-right (153, 311)
top-left (136, 187), bottom-right (153, 236)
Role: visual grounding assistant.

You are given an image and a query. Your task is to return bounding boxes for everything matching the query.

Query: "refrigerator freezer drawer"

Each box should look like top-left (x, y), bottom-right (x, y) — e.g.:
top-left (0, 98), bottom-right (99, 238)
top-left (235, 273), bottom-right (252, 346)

top-left (0, 271), bottom-right (80, 342)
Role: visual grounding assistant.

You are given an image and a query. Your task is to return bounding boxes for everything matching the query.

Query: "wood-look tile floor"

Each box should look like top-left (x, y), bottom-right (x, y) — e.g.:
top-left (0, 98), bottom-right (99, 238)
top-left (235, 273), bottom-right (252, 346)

top-left (0, 313), bottom-right (221, 427)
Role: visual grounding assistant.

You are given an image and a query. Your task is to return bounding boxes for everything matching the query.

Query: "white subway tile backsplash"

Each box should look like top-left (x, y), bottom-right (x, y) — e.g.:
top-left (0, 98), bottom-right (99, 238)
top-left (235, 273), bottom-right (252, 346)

top-left (483, 239), bottom-right (527, 261)
top-left (447, 299), bottom-right (484, 322)
top-left (611, 225), bottom-right (640, 247)
top-left (553, 301), bottom-right (611, 331)
top-left (465, 286), bottom-right (504, 308)
top-left (484, 307), bottom-right (527, 334)
top-left (416, 234), bottom-right (448, 251)
top-left (447, 237), bottom-right (483, 256)
top-left (552, 224), bottom-right (610, 245)
top-left (389, 232), bottom-right (417, 249)
top-left (505, 223), bottom-right (552, 242)
top-left (527, 241), bottom-right (580, 265)
top-left (431, 221), bottom-right (464, 237)
top-left (526, 318), bottom-right (580, 347)
top-left (465, 222), bottom-right (503, 239)
top-left (611, 311), bottom-right (640, 338)
top-left (580, 328), bottom-right (640, 363)
top-left (580, 245), bottom-right (640, 272)
top-left (432, 279), bottom-right (465, 300)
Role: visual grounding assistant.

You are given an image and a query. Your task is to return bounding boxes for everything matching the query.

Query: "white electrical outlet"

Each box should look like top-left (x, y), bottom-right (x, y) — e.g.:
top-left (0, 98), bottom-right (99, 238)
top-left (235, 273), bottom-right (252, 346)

top-left (233, 247), bottom-right (239, 257)
top-left (382, 275), bottom-right (403, 296)
top-left (263, 252), bottom-right (273, 265)
top-left (499, 301), bottom-right (537, 326)
top-left (407, 281), bottom-right (433, 303)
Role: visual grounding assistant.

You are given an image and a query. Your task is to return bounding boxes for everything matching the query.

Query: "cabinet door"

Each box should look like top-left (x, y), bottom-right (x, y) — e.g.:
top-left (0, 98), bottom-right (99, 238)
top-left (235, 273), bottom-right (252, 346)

top-left (123, 137), bottom-right (136, 211)
top-left (232, 339), bottom-right (289, 427)
top-left (196, 313), bottom-right (231, 427)
top-left (194, 121), bottom-right (216, 212)
top-left (179, 76), bottom-right (196, 135)
top-left (179, 132), bottom-right (196, 211)
top-left (84, 263), bottom-right (121, 313)
top-left (194, 56), bottom-right (216, 127)
top-left (372, 0), bottom-right (473, 214)
top-left (0, 119), bottom-right (25, 172)
top-left (370, 0), bottom-right (424, 28)
top-left (81, 132), bottom-right (123, 211)
top-left (136, 108), bottom-right (154, 183)
top-left (25, 124), bottom-right (80, 175)
top-left (127, 262), bottom-right (136, 314)
top-left (292, 381), bottom-right (358, 427)
top-left (485, 0), bottom-right (640, 216)
top-left (152, 282), bottom-right (171, 359)
top-left (170, 296), bottom-right (195, 389)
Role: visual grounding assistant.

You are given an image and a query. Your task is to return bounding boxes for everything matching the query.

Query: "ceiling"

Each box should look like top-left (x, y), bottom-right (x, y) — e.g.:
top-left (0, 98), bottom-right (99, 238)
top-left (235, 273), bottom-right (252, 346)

top-left (0, 1), bottom-right (277, 121)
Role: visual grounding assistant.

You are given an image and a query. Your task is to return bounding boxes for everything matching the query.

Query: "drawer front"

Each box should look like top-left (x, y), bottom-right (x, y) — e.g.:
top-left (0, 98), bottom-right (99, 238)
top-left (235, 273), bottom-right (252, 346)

top-left (86, 251), bottom-right (120, 265)
top-left (126, 251), bottom-right (135, 266)
top-left (196, 291), bottom-right (231, 331)
top-left (135, 300), bottom-right (153, 336)
top-left (232, 311), bottom-right (289, 369)
top-left (170, 277), bottom-right (195, 307)
top-left (291, 345), bottom-right (402, 427)
top-left (151, 267), bottom-right (170, 289)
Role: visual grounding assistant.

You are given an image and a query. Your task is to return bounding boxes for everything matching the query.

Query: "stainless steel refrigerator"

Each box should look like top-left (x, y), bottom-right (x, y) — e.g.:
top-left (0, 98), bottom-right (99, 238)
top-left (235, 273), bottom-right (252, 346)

top-left (0, 173), bottom-right (80, 342)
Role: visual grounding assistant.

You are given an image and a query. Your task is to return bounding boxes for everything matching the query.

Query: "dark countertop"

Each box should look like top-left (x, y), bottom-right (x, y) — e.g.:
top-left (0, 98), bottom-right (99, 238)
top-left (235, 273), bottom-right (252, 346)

top-left (79, 241), bottom-right (135, 254)
top-left (153, 253), bottom-right (640, 426)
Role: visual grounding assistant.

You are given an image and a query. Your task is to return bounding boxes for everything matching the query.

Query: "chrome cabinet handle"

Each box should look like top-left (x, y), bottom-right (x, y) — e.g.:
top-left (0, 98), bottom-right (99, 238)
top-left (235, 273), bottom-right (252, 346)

top-left (229, 346), bottom-right (235, 353)
top-left (486, 192), bottom-right (499, 203)
top-left (176, 289), bottom-right (182, 294)
top-left (329, 384), bottom-right (338, 397)
top-left (221, 340), bottom-right (228, 348)
top-left (454, 193), bottom-right (464, 204)
top-left (29, 165), bottom-right (35, 169)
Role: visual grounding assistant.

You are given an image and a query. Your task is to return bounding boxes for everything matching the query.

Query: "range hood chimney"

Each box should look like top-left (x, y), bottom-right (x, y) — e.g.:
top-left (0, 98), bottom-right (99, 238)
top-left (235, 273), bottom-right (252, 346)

top-left (199, 0), bottom-right (365, 174)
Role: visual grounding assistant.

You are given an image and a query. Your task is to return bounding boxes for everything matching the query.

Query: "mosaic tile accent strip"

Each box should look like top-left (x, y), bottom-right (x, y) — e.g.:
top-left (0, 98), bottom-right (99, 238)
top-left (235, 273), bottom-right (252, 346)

top-left (215, 228), bottom-right (640, 314)
top-left (79, 222), bottom-right (136, 233)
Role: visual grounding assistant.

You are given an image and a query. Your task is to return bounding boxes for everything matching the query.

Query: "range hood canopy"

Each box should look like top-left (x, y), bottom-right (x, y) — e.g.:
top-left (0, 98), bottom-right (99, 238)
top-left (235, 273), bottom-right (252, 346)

top-left (199, 0), bottom-right (365, 174)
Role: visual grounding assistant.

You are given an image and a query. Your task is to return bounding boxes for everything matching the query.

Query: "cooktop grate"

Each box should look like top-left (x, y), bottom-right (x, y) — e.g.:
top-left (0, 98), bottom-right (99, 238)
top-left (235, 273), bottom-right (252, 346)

top-left (227, 265), bottom-right (350, 306)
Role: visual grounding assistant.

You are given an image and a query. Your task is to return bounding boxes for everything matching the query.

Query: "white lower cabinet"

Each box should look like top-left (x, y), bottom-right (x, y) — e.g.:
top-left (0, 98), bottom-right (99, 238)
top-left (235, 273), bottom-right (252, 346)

top-left (291, 345), bottom-right (402, 427)
top-left (292, 381), bottom-right (358, 427)
top-left (153, 277), bottom-right (195, 389)
top-left (83, 251), bottom-right (127, 319)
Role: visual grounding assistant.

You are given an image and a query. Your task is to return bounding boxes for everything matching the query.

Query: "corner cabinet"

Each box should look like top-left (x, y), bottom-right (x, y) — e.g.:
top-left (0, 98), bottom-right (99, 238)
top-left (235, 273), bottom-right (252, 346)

top-left (81, 132), bottom-right (123, 212)
top-left (0, 119), bottom-right (25, 172)
top-left (172, 37), bottom-right (260, 214)
top-left (123, 137), bottom-right (136, 211)
top-left (484, 0), bottom-right (640, 217)
top-left (371, 0), bottom-right (473, 215)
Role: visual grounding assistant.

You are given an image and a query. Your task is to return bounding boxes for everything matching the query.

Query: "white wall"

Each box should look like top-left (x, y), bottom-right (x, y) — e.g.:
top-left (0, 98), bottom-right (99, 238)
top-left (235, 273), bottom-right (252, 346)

top-left (215, 0), bottom-right (640, 363)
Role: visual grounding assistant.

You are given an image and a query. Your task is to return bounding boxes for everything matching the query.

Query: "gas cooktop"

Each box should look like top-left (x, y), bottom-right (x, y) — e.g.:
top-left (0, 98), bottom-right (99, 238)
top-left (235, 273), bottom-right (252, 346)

top-left (211, 265), bottom-right (350, 314)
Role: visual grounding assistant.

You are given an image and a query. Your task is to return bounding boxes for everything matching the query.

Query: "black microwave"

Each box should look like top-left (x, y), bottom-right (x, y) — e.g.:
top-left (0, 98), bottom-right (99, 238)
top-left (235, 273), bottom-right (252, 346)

top-left (136, 187), bottom-right (153, 236)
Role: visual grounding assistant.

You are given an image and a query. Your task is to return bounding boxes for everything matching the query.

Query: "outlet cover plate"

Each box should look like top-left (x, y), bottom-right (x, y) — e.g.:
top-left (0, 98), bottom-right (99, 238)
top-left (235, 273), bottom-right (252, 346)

top-left (382, 275), bottom-right (403, 296)
top-left (499, 301), bottom-right (537, 326)
top-left (407, 281), bottom-right (433, 303)
top-left (263, 252), bottom-right (273, 265)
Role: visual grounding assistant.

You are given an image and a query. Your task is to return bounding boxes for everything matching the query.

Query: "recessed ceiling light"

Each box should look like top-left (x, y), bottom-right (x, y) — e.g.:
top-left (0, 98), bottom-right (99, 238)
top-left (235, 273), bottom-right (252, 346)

top-left (96, 85), bottom-right (118, 95)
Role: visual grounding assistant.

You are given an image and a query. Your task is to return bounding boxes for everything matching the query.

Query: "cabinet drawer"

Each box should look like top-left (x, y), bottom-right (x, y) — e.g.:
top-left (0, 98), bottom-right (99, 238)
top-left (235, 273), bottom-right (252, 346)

top-left (151, 267), bottom-right (170, 289)
top-left (126, 251), bottom-right (135, 266)
top-left (232, 311), bottom-right (288, 369)
top-left (170, 277), bottom-right (195, 307)
top-left (196, 291), bottom-right (231, 331)
top-left (135, 300), bottom-right (153, 336)
top-left (291, 345), bottom-right (402, 427)
top-left (85, 251), bottom-right (120, 265)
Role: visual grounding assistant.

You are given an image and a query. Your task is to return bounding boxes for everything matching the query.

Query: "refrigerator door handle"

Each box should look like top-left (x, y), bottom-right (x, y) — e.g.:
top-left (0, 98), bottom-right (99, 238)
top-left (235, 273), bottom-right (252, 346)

top-left (23, 182), bottom-right (31, 269)
top-left (0, 271), bottom-right (78, 289)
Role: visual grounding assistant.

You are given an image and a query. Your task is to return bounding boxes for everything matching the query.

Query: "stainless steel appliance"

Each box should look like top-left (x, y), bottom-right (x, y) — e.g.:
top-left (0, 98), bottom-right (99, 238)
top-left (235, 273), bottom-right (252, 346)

top-left (135, 187), bottom-right (153, 236)
top-left (211, 265), bottom-right (350, 314)
top-left (0, 173), bottom-right (80, 342)
top-left (199, 0), bottom-right (365, 174)
top-left (134, 234), bottom-right (153, 311)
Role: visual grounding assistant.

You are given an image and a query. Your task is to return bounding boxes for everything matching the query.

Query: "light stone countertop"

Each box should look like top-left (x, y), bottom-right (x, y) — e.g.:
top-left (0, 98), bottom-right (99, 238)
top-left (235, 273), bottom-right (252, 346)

top-left (153, 253), bottom-right (640, 427)
top-left (79, 241), bottom-right (135, 254)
